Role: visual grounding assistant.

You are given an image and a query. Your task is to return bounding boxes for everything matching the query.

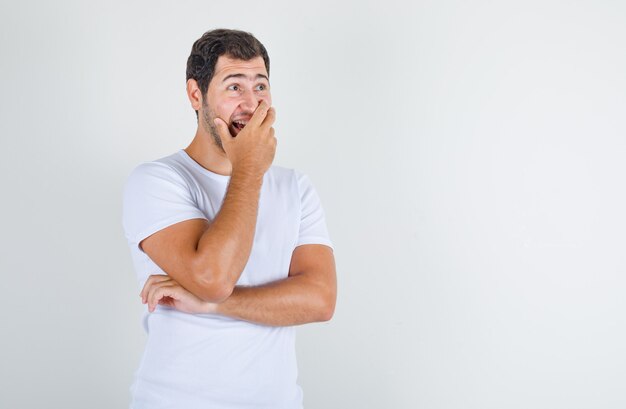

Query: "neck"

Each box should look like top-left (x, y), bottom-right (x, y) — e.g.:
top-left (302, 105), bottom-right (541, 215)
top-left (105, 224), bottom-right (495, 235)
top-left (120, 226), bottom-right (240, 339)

top-left (185, 127), bottom-right (233, 176)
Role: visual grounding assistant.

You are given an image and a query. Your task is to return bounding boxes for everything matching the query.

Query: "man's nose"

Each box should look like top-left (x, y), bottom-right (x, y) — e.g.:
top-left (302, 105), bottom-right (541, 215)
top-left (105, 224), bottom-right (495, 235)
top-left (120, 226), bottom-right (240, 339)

top-left (240, 91), bottom-right (261, 112)
top-left (240, 91), bottom-right (269, 112)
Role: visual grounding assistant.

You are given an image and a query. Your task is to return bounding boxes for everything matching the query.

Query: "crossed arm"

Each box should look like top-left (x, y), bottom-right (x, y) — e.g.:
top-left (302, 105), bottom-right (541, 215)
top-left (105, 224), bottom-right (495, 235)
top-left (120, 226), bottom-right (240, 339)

top-left (138, 171), bottom-right (337, 327)
top-left (140, 241), bottom-right (336, 326)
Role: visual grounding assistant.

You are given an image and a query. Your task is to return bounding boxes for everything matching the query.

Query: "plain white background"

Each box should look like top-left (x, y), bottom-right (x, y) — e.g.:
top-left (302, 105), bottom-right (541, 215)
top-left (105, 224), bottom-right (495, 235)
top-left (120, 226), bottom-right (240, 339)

top-left (1, 1), bottom-right (625, 408)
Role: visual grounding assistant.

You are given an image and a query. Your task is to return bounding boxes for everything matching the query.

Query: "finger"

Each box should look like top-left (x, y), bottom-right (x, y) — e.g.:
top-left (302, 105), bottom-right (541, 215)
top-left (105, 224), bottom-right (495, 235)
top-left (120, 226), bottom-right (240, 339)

top-left (148, 284), bottom-right (176, 313)
top-left (213, 117), bottom-right (231, 145)
top-left (269, 127), bottom-right (277, 148)
top-left (246, 100), bottom-right (269, 129)
top-left (148, 287), bottom-right (163, 312)
top-left (260, 106), bottom-right (276, 129)
top-left (141, 275), bottom-right (169, 303)
top-left (146, 280), bottom-right (161, 311)
top-left (140, 275), bottom-right (170, 303)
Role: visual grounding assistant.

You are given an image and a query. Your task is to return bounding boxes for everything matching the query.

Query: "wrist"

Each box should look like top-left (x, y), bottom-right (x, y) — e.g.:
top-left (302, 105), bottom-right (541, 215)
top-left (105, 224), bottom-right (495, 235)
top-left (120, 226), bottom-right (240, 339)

top-left (231, 165), bottom-right (265, 184)
top-left (202, 301), bottom-right (218, 314)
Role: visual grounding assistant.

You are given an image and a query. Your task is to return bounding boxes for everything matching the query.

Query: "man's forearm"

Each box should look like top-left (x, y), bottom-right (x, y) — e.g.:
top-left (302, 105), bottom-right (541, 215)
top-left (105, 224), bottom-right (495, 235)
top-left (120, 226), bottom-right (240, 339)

top-left (208, 274), bottom-right (336, 327)
top-left (194, 169), bottom-right (263, 285)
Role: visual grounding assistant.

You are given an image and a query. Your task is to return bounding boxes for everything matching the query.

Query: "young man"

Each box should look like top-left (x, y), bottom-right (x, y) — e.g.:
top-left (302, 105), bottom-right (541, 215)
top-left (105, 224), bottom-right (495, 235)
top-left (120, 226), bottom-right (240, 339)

top-left (122, 29), bottom-right (336, 408)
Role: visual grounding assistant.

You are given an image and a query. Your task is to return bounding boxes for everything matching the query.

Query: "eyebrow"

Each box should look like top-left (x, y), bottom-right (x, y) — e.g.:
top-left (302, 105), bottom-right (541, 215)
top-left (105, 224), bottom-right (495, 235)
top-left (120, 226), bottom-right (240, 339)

top-left (222, 73), bottom-right (269, 83)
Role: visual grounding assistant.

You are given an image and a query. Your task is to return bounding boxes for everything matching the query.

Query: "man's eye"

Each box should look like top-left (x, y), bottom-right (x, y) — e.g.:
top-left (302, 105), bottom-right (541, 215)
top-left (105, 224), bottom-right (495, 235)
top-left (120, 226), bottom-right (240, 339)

top-left (255, 84), bottom-right (267, 91)
top-left (227, 85), bottom-right (240, 91)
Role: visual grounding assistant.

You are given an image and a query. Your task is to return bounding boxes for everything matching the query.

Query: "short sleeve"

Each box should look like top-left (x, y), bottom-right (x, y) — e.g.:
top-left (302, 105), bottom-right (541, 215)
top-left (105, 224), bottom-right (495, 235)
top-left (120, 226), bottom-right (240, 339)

top-left (122, 162), bottom-right (207, 249)
top-left (296, 172), bottom-right (333, 249)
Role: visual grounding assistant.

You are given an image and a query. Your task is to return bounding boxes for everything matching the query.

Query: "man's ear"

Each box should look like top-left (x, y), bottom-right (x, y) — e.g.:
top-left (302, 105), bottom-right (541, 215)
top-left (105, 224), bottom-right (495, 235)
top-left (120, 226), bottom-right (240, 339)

top-left (186, 79), bottom-right (203, 111)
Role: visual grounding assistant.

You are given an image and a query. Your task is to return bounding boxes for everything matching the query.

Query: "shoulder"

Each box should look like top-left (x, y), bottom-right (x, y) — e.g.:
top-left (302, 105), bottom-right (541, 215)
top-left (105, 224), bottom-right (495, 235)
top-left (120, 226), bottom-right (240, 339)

top-left (265, 165), bottom-right (313, 187)
top-left (263, 165), bottom-right (298, 191)
top-left (128, 151), bottom-right (185, 177)
top-left (122, 152), bottom-right (197, 211)
top-left (266, 164), bottom-right (297, 180)
top-left (265, 167), bottom-right (325, 211)
top-left (122, 152), bottom-right (207, 244)
top-left (125, 152), bottom-right (188, 189)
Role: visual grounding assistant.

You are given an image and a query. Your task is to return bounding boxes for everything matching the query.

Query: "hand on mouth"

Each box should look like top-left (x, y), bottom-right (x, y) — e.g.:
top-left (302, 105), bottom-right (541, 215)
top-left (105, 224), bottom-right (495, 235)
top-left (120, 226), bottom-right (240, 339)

top-left (229, 117), bottom-right (251, 137)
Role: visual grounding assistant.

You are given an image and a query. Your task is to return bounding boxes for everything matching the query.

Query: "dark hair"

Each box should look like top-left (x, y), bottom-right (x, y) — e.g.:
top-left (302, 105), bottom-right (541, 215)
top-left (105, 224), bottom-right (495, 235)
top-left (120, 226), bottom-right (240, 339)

top-left (186, 29), bottom-right (270, 117)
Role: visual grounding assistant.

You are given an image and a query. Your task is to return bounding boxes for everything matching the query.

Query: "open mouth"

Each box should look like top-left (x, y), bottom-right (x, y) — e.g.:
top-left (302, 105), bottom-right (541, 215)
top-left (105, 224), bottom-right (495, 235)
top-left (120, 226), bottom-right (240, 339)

top-left (229, 119), bottom-right (249, 136)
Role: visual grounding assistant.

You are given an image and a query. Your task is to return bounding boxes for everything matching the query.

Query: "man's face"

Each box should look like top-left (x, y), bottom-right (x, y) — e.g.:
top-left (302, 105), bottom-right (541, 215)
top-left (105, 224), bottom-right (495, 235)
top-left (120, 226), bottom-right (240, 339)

top-left (201, 55), bottom-right (271, 151)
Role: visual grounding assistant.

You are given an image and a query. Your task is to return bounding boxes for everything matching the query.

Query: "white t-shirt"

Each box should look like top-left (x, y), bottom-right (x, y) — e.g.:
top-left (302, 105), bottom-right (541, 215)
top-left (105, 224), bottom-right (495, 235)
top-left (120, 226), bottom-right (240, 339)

top-left (122, 150), bottom-right (332, 409)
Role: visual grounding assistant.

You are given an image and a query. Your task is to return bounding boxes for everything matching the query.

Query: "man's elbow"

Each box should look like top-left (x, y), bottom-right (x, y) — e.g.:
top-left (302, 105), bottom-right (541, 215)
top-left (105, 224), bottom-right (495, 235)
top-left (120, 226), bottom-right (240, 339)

top-left (192, 274), bottom-right (234, 303)
top-left (317, 290), bottom-right (336, 322)
top-left (318, 305), bottom-right (335, 322)
top-left (190, 261), bottom-right (236, 303)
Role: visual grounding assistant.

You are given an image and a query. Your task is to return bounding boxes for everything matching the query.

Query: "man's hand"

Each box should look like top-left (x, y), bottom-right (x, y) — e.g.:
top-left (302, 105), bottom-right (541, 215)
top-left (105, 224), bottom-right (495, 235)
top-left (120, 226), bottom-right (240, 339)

top-left (213, 100), bottom-right (277, 176)
top-left (140, 274), bottom-right (216, 314)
